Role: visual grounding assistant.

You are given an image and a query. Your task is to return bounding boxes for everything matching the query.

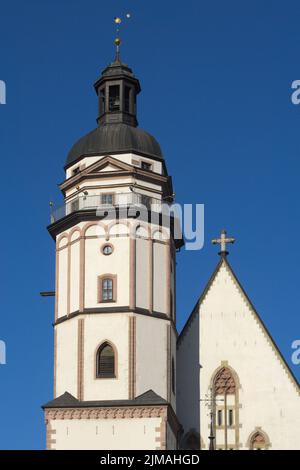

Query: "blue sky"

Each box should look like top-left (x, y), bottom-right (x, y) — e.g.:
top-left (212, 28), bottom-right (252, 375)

top-left (0, 0), bottom-right (299, 449)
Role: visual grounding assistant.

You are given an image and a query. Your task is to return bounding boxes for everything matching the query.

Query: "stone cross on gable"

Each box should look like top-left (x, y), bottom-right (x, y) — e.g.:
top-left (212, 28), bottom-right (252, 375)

top-left (212, 229), bottom-right (235, 256)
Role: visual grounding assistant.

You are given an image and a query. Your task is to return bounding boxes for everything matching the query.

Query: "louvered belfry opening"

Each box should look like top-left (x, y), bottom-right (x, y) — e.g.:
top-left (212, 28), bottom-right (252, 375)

top-left (97, 342), bottom-right (115, 378)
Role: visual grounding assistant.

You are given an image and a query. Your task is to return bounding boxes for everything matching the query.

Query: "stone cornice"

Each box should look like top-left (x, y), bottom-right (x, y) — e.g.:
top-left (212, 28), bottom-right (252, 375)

top-left (60, 155), bottom-right (170, 194)
top-left (45, 405), bottom-right (167, 421)
top-left (45, 404), bottom-right (182, 437)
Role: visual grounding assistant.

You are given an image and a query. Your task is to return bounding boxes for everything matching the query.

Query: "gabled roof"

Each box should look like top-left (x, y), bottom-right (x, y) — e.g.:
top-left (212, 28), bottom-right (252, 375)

top-left (177, 255), bottom-right (300, 393)
top-left (60, 154), bottom-right (171, 195)
top-left (42, 389), bottom-right (167, 409)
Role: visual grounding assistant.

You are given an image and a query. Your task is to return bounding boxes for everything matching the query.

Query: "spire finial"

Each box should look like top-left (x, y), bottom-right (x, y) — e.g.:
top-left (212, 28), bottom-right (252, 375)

top-left (114, 17), bottom-right (122, 62)
top-left (113, 13), bottom-right (131, 62)
top-left (212, 229), bottom-right (235, 256)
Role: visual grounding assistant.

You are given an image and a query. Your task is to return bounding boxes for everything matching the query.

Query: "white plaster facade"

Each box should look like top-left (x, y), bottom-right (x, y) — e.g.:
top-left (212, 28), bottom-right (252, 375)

top-left (49, 417), bottom-right (162, 450)
top-left (177, 258), bottom-right (300, 450)
top-left (45, 148), bottom-right (179, 450)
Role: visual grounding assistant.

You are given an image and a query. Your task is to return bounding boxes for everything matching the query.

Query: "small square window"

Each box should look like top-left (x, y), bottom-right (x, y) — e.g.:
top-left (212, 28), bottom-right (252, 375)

top-left (101, 194), bottom-right (114, 205)
top-left (141, 161), bottom-right (152, 171)
top-left (70, 198), bottom-right (79, 212)
top-left (72, 167), bottom-right (80, 176)
top-left (140, 194), bottom-right (152, 210)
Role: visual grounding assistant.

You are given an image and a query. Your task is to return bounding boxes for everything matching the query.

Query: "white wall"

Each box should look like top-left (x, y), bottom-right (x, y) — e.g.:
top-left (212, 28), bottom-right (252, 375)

top-left (70, 235), bottom-right (80, 313)
top-left (83, 314), bottom-right (130, 401)
top-left (153, 242), bottom-right (167, 314)
top-left (51, 417), bottom-right (162, 450)
top-left (57, 242), bottom-right (68, 318)
top-left (135, 316), bottom-right (168, 400)
top-left (177, 260), bottom-right (300, 450)
top-left (136, 238), bottom-right (150, 310)
top-left (84, 231), bottom-right (130, 309)
top-left (56, 319), bottom-right (78, 398)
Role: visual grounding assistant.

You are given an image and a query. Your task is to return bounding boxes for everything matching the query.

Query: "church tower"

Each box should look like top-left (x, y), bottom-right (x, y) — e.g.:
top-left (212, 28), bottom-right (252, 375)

top-left (42, 46), bottom-right (183, 449)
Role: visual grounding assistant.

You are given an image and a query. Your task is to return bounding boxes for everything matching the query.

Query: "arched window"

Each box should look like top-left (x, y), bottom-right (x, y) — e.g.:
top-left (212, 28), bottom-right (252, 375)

top-left (247, 429), bottom-right (270, 450)
top-left (96, 342), bottom-right (116, 378)
top-left (214, 367), bottom-right (236, 395)
top-left (250, 432), bottom-right (266, 450)
top-left (211, 364), bottom-right (240, 450)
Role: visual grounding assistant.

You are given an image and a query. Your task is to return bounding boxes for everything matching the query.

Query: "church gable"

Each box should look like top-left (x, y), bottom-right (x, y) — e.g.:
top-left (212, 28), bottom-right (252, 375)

top-left (199, 258), bottom-right (299, 396)
top-left (194, 258), bottom-right (300, 449)
top-left (59, 155), bottom-right (135, 194)
top-left (87, 156), bottom-right (133, 174)
top-left (177, 255), bottom-right (300, 449)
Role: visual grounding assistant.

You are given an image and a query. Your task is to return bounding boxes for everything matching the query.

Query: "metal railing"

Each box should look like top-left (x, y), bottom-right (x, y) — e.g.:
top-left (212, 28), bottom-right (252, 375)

top-left (50, 192), bottom-right (166, 223)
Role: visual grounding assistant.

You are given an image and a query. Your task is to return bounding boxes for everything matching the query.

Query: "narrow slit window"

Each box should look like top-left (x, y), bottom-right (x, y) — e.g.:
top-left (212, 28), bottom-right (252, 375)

top-left (217, 410), bottom-right (222, 426)
top-left (228, 409), bottom-right (234, 427)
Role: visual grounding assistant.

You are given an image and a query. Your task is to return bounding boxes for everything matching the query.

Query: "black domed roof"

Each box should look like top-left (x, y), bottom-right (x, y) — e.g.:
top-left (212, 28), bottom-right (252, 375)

top-left (65, 123), bottom-right (163, 168)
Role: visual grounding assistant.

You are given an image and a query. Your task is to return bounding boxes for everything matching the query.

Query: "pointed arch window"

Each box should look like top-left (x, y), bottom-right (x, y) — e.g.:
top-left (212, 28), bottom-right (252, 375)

top-left (251, 432), bottom-right (266, 450)
top-left (212, 364), bottom-right (240, 450)
top-left (214, 367), bottom-right (236, 395)
top-left (248, 429), bottom-right (270, 450)
top-left (96, 342), bottom-right (116, 378)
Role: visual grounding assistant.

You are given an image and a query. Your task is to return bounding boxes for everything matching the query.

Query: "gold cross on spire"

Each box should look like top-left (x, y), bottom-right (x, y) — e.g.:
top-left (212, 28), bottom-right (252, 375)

top-left (212, 229), bottom-right (235, 256)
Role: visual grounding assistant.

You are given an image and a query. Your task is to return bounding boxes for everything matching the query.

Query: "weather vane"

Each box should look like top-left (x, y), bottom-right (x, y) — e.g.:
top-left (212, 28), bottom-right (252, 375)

top-left (113, 13), bottom-right (131, 61)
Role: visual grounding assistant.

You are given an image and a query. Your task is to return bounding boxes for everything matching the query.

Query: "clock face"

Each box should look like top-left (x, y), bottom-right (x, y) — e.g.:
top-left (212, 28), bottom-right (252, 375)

top-left (102, 244), bottom-right (113, 255)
